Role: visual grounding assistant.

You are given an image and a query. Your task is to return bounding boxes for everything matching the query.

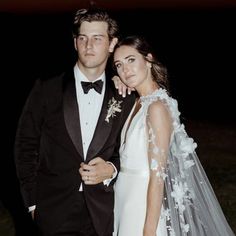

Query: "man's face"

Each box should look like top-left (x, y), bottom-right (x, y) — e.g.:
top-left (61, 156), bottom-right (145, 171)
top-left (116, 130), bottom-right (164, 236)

top-left (74, 21), bottom-right (117, 70)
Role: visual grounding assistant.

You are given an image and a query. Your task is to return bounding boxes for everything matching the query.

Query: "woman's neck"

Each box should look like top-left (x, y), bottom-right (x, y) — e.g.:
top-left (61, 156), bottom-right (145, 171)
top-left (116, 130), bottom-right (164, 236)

top-left (137, 80), bottom-right (159, 97)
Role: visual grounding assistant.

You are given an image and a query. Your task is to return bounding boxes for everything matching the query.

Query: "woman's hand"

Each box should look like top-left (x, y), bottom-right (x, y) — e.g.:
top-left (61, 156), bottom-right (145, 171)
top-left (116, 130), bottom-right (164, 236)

top-left (112, 75), bottom-right (135, 97)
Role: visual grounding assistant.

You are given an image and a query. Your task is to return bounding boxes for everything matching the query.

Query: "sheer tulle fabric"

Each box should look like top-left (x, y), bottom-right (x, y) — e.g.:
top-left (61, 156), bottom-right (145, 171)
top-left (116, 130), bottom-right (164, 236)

top-left (143, 89), bottom-right (234, 236)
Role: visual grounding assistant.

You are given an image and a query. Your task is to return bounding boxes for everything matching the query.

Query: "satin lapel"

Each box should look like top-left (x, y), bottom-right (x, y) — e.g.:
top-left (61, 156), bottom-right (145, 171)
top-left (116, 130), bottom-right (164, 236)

top-left (63, 71), bottom-right (84, 160)
top-left (86, 83), bottom-right (114, 161)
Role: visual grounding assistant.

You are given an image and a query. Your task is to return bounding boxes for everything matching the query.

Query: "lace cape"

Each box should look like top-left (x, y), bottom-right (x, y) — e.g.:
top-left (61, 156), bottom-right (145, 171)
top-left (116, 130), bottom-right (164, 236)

top-left (140, 88), bottom-right (235, 236)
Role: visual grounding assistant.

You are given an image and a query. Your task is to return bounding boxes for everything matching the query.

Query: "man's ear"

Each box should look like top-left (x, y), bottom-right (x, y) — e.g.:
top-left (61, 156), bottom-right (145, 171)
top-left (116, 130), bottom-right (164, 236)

top-left (109, 37), bottom-right (118, 53)
top-left (74, 37), bottom-right (78, 51)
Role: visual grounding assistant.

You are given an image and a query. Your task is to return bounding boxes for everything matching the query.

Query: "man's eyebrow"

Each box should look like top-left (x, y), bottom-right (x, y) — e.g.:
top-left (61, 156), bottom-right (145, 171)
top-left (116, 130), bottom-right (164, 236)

top-left (78, 34), bottom-right (105, 36)
top-left (93, 34), bottom-right (106, 37)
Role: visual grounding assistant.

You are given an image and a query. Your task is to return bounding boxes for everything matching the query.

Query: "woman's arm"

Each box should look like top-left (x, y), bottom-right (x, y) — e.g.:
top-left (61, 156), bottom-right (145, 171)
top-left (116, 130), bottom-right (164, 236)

top-left (144, 101), bottom-right (172, 236)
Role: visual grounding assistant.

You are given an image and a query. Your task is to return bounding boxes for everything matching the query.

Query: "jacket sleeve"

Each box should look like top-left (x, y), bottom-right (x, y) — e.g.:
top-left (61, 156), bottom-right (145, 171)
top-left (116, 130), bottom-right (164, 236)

top-left (14, 78), bottom-right (45, 208)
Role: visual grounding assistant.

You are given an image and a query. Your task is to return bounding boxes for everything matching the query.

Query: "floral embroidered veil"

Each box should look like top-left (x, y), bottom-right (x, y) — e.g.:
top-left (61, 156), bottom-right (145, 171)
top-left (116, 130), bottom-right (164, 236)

top-left (142, 88), bottom-right (235, 236)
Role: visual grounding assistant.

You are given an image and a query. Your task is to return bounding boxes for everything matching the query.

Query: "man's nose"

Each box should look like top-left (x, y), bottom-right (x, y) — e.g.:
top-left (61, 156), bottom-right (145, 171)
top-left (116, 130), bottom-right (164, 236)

top-left (86, 38), bottom-right (93, 49)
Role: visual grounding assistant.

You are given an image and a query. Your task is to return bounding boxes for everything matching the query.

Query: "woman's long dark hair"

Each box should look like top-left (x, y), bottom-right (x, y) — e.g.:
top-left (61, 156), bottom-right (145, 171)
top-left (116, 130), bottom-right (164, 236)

top-left (114, 35), bottom-right (169, 92)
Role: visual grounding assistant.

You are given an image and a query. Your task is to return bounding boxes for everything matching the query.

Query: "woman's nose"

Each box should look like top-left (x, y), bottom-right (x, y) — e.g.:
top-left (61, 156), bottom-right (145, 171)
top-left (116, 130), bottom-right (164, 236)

top-left (123, 64), bottom-right (129, 73)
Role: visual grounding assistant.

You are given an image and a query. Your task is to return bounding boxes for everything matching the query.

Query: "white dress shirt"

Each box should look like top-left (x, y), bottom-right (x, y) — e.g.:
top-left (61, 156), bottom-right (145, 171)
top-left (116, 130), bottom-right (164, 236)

top-left (74, 64), bottom-right (105, 158)
top-left (74, 64), bottom-right (117, 190)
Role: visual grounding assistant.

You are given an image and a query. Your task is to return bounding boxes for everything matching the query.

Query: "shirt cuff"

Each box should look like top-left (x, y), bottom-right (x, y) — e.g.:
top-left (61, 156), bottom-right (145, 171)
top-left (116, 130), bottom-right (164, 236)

top-left (28, 205), bottom-right (36, 212)
top-left (103, 162), bottom-right (118, 186)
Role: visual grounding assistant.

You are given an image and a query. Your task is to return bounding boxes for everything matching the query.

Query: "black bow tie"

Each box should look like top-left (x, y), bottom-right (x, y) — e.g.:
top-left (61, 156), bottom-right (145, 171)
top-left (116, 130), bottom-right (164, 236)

top-left (81, 80), bottom-right (104, 94)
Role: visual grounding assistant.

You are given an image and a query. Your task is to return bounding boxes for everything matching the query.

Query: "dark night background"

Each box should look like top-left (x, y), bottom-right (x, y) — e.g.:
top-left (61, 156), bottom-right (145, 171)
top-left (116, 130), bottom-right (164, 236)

top-left (1, 1), bottom-right (236, 235)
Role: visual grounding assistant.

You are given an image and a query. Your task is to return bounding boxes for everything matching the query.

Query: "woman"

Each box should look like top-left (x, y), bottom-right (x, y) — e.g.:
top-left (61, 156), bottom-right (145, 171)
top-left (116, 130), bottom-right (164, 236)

top-left (112, 35), bottom-right (235, 236)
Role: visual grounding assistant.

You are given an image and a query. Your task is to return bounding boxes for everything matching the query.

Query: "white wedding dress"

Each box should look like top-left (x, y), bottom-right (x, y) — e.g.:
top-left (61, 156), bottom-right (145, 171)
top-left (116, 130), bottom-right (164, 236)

top-left (113, 89), bottom-right (235, 236)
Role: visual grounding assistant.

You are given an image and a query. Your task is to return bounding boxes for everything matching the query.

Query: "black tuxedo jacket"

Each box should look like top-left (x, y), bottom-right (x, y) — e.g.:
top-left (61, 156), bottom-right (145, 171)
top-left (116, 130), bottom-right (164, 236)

top-left (14, 69), bottom-right (135, 235)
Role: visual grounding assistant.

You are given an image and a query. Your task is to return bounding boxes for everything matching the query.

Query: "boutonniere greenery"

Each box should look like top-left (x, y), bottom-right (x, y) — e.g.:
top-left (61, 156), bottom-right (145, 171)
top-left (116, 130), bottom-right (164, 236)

top-left (105, 97), bottom-right (123, 123)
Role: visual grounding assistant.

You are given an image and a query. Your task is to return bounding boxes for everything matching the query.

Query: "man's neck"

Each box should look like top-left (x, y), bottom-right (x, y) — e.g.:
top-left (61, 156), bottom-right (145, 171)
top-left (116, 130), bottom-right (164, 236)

top-left (76, 62), bottom-right (106, 82)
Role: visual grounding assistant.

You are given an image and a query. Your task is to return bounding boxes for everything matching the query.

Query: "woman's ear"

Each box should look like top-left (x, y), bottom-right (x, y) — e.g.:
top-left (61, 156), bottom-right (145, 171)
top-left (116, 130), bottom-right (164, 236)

top-left (146, 53), bottom-right (153, 61)
top-left (109, 37), bottom-right (118, 53)
top-left (146, 53), bottom-right (153, 68)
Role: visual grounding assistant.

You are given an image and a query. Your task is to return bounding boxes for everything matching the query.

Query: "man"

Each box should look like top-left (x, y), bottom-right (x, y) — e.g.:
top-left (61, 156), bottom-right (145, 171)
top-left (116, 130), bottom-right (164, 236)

top-left (14, 8), bottom-right (135, 236)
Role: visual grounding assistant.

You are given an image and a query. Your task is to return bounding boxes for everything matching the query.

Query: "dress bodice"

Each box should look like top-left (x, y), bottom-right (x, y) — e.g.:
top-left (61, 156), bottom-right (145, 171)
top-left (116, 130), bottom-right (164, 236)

top-left (119, 88), bottom-right (184, 172)
top-left (119, 102), bottom-right (149, 171)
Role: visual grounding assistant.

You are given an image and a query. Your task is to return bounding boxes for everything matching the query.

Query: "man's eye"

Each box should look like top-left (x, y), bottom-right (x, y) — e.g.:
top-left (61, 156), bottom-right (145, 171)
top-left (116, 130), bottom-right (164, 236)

top-left (78, 36), bottom-right (86, 41)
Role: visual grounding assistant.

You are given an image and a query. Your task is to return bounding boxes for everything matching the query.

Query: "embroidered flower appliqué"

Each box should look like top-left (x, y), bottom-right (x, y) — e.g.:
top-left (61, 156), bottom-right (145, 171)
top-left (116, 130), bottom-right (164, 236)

top-left (105, 97), bottom-right (122, 123)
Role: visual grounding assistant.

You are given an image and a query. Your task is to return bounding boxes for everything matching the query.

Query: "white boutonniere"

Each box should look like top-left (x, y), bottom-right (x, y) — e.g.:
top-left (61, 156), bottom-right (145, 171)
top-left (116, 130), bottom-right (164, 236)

top-left (105, 97), bottom-right (123, 123)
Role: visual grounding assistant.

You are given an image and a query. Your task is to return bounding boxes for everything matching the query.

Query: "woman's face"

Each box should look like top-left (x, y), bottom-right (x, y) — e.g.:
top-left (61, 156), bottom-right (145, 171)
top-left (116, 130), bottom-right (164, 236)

top-left (113, 45), bottom-right (151, 89)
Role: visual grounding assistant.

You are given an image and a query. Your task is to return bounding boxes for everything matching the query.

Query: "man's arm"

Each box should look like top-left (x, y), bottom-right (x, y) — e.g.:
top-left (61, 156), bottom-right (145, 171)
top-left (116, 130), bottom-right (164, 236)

top-left (14, 79), bottom-right (44, 208)
top-left (79, 157), bottom-right (117, 185)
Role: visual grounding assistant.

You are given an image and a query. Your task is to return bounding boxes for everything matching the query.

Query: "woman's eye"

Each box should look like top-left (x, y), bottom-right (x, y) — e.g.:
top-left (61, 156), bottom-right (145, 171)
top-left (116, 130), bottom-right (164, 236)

top-left (128, 58), bottom-right (135, 63)
top-left (115, 63), bottom-right (121, 69)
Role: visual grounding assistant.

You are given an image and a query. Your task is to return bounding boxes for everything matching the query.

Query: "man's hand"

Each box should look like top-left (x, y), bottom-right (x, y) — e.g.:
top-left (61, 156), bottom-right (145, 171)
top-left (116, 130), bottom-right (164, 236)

top-left (112, 75), bottom-right (135, 97)
top-left (79, 157), bottom-right (115, 185)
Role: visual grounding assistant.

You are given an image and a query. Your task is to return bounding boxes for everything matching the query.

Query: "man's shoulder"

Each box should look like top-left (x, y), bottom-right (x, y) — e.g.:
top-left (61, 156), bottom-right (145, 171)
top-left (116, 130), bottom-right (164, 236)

top-left (108, 87), bottom-right (136, 102)
top-left (106, 79), bottom-right (136, 102)
top-left (36, 68), bottom-right (74, 87)
top-left (38, 70), bottom-right (67, 83)
top-left (116, 92), bottom-right (136, 114)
